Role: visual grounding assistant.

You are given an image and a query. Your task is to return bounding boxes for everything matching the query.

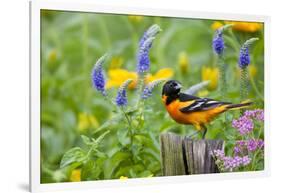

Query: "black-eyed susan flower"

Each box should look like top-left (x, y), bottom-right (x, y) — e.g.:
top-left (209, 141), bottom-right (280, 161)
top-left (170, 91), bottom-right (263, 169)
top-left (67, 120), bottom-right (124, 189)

top-left (178, 51), bottom-right (189, 74)
top-left (119, 176), bottom-right (128, 180)
top-left (249, 64), bottom-right (257, 78)
top-left (48, 49), bottom-right (57, 62)
top-left (146, 68), bottom-right (174, 83)
top-left (225, 21), bottom-right (262, 33)
top-left (128, 15), bottom-right (143, 23)
top-left (77, 113), bottom-right (99, 132)
top-left (106, 69), bottom-right (138, 89)
top-left (212, 21), bottom-right (263, 33)
top-left (211, 21), bottom-right (224, 30)
top-left (70, 169), bottom-right (81, 182)
top-left (201, 66), bottom-right (219, 90)
top-left (106, 68), bottom-right (173, 89)
top-left (109, 56), bottom-right (124, 69)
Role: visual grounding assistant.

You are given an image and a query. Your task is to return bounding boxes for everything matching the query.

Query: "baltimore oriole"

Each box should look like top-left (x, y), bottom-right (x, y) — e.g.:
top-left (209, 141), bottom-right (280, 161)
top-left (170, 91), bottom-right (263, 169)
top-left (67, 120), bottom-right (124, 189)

top-left (162, 80), bottom-right (252, 138)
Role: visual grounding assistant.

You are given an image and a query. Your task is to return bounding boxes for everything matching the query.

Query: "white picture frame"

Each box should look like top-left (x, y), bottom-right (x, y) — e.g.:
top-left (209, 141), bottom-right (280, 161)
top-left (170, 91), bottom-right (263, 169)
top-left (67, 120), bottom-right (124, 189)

top-left (30, 0), bottom-right (271, 192)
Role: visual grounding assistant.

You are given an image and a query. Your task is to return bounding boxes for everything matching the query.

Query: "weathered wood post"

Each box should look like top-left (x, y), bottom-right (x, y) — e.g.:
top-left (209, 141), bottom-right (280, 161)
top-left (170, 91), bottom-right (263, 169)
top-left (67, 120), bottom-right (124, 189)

top-left (160, 132), bottom-right (224, 176)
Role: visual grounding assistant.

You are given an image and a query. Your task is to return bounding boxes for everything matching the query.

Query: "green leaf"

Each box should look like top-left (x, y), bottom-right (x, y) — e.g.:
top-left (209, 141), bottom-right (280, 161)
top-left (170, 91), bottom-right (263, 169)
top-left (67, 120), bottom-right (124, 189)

top-left (81, 160), bottom-right (101, 180)
top-left (60, 147), bottom-right (87, 168)
top-left (94, 130), bottom-right (110, 144)
top-left (94, 114), bottom-right (123, 134)
top-left (81, 135), bottom-right (92, 146)
top-left (103, 151), bottom-right (131, 179)
top-left (117, 127), bottom-right (130, 146)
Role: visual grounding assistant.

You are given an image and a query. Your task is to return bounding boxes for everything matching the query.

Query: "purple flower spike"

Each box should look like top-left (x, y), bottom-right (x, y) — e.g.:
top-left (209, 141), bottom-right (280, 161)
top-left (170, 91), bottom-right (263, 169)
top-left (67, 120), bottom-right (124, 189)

top-left (212, 29), bottom-right (224, 55)
top-left (239, 38), bottom-right (259, 69)
top-left (142, 79), bottom-right (165, 99)
top-left (239, 47), bottom-right (250, 68)
top-left (92, 54), bottom-right (107, 96)
top-left (115, 79), bottom-right (133, 107)
top-left (137, 24), bottom-right (161, 74)
top-left (212, 24), bottom-right (233, 55)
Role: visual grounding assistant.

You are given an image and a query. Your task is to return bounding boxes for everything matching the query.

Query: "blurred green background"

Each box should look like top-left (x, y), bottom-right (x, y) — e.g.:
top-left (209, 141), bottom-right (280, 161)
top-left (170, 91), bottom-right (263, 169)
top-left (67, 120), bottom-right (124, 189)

top-left (41, 10), bottom-right (264, 183)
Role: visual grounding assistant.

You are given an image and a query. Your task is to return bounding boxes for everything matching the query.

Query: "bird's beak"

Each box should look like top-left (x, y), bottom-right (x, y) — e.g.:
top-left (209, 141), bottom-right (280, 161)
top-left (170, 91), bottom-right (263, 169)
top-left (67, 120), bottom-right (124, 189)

top-left (175, 84), bottom-right (182, 90)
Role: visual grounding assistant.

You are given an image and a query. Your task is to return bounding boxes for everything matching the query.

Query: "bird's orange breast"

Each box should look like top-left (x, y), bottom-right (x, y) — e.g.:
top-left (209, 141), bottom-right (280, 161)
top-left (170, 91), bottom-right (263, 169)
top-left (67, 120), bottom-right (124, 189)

top-left (162, 95), bottom-right (227, 129)
top-left (162, 95), bottom-right (195, 125)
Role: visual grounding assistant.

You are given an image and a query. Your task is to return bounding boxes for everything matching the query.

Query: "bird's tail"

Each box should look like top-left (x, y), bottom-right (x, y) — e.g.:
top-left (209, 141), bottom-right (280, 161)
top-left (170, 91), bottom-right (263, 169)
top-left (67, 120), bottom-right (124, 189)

top-left (226, 100), bottom-right (253, 110)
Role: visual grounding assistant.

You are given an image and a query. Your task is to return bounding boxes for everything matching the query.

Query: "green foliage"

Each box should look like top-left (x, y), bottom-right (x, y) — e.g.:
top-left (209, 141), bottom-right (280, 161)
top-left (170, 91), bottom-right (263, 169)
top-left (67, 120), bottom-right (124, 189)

top-left (41, 11), bottom-right (264, 183)
top-left (60, 147), bottom-right (87, 168)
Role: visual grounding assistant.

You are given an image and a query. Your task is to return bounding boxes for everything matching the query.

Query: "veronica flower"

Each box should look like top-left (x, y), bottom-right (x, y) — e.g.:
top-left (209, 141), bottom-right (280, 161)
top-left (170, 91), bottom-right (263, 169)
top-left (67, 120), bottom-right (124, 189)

top-left (212, 24), bottom-right (232, 100)
top-left (239, 38), bottom-right (259, 68)
top-left (212, 24), bottom-right (233, 55)
top-left (115, 79), bottom-right (133, 107)
top-left (139, 24), bottom-right (161, 48)
top-left (137, 24), bottom-right (161, 74)
top-left (239, 38), bottom-right (259, 102)
top-left (92, 54), bottom-right (107, 96)
top-left (212, 29), bottom-right (225, 55)
top-left (142, 79), bottom-right (165, 99)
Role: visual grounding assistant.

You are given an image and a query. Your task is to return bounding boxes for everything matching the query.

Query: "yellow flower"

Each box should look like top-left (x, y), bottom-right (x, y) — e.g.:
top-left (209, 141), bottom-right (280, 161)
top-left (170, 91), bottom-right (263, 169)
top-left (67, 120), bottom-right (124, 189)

top-left (178, 52), bottom-right (189, 74)
top-left (106, 69), bottom-right (138, 89)
top-left (48, 49), bottom-right (57, 62)
top-left (225, 21), bottom-right (262, 32)
top-left (128, 15), bottom-right (143, 23)
top-left (119, 176), bottom-right (128, 180)
top-left (198, 90), bottom-right (209, 97)
top-left (106, 68), bottom-right (174, 89)
top-left (211, 21), bottom-right (262, 32)
top-left (146, 68), bottom-right (174, 83)
top-left (211, 21), bottom-right (224, 30)
top-left (249, 64), bottom-right (258, 78)
top-left (235, 64), bottom-right (258, 79)
top-left (109, 56), bottom-right (124, 69)
top-left (70, 169), bottom-right (81, 182)
top-left (78, 113), bottom-right (99, 132)
top-left (201, 66), bottom-right (219, 90)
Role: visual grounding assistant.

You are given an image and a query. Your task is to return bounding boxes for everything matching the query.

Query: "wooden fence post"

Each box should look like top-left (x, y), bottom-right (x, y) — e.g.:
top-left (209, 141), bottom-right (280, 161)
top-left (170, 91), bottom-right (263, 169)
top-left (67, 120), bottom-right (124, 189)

top-left (160, 132), bottom-right (224, 176)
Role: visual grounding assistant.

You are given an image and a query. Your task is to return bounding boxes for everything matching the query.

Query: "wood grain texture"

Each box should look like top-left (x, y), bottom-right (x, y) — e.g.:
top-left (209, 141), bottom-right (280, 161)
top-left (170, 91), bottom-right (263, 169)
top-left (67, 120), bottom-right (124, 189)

top-left (160, 132), bottom-right (224, 176)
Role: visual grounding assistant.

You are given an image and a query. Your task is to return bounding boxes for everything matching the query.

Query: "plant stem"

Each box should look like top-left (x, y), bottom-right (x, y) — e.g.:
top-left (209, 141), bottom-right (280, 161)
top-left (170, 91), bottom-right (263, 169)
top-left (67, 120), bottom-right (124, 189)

top-left (240, 67), bottom-right (249, 114)
top-left (218, 54), bottom-right (228, 127)
top-left (218, 55), bottom-right (227, 100)
top-left (120, 107), bottom-right (134, 149)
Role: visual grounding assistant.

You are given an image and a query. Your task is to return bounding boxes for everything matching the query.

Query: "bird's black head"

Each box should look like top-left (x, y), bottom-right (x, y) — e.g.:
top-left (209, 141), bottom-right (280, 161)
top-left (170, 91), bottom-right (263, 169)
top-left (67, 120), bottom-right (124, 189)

top-left (162, 80), bottom-right (182, 97)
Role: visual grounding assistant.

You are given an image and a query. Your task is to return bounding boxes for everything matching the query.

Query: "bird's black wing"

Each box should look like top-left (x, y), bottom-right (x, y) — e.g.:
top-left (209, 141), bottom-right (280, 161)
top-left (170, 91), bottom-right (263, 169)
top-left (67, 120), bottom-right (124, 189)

top-left (178, 93), bottom-right (200, 101)
top-left (179, 93), bottom-right (231, 113)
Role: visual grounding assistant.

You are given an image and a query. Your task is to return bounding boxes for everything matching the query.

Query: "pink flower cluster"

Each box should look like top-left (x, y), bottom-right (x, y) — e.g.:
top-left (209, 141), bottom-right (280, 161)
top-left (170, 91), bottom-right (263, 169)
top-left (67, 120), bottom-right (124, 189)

top-left (212, 150), bottom-right (251, 171)
top-left (234, 139), bottom-right (264, 155)
top-left (232, 109), bottom-right (264, 135)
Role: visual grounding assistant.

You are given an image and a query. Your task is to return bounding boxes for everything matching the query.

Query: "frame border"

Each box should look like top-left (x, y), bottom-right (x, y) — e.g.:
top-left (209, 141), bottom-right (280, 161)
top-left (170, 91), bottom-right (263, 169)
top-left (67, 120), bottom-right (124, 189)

top-left (30, 0), bottom-right (271, 192)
